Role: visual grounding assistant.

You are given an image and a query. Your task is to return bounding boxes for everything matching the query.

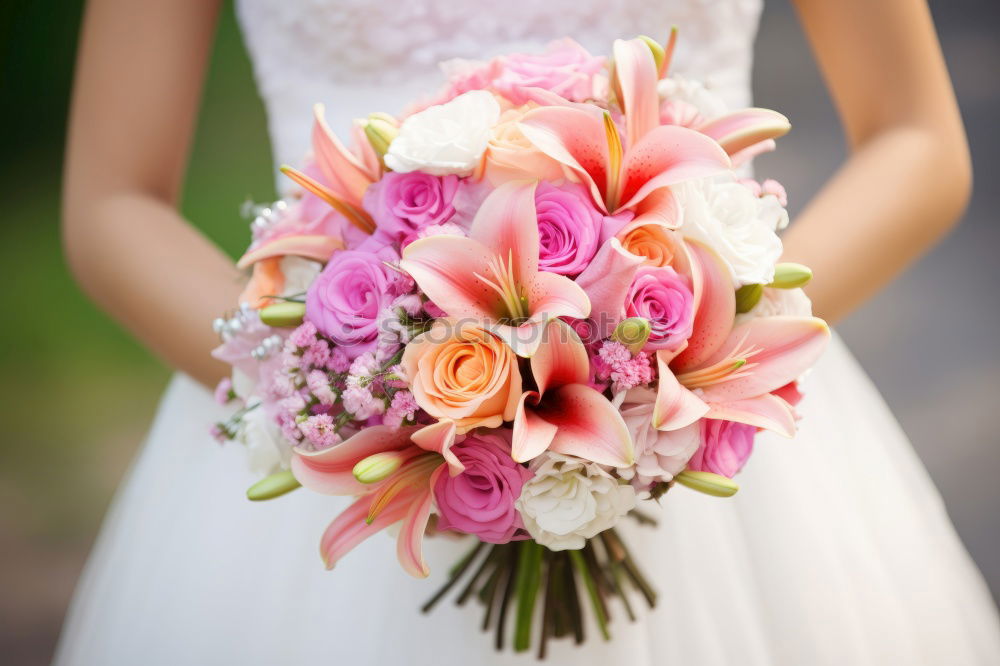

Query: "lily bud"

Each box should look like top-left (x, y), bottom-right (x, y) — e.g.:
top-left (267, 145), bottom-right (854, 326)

top-left (735, 283), bottom-right (763, 314)
top-left (611, 317), bottom-right (652, 354)
top-left (769, 263), bottom-right (812, 289)
top-left (637, 35), bottom-right (666, 75)
top-left (246, 469), bottom-right (302, 501)
top-left (259, 301), bottom-right (306, 328)
top-left (363, 112), bottom-right (399, 162)
top-left (353, 451), bottom-right (405, 484)
top-left (674, 470), bottom-right (739, 497)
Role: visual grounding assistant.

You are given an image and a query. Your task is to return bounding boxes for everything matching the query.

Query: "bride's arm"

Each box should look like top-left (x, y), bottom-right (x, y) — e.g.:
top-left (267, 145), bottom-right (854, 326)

top-left (783, 0), bottom-right (971, 323)
top-left (63, 0), bottom-right (239, 388)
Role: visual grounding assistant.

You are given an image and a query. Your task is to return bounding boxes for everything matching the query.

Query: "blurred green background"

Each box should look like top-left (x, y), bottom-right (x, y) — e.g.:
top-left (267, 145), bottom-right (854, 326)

top-left (0, 4), bottom-right (274, 663)
top-left (2, 1), bottom-right (999, 664)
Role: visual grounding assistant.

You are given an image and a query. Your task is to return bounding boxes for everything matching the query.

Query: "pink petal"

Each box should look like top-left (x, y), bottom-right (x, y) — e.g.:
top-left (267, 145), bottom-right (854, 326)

top-left (320, 489), bottom-right (416, 570)
top-left (511, 391), bottom-right (558, 463)
top-left (518, 106), bottom-right (611, 212)
top-left (574, 238), bottom-right (645, 338)
top-left (624, 186), bottom-right (682, 229)
top-left (348, 122), bottom-right (382, 179)
top-left (612, 38), bottom-right (661, 147)
top-left (705, 393), bottom-right (797, 438)
top-left (618, 125), bottom-right (731, 211)
top-left (411, 420), bottom-right (463, 476)
top-left (397, 479), bottom-right (440, 578)
top-left (653, 349), bottom-right (710, 430)
top-left (399, 234), bottom-right (503, 320)
top-left (537, 384), bottom-right (635, 466)
top-left (469, 181), bottom-right (540, 284)
top-left (236, 235), bottom-right (343, 270)
top-left (487, 320), bottom-right (548, 359)
top-left (730, 138), bottom-right (776, 168)
top-left (697, 108), bottom-right (791, 157)
top-left (291, 425), bottom-right (420, 495)
top-left (671, 240), bottom-right (736, 373)
top-left (526, 270), bottom-right (592, 322)
top-left (530, 319), bottom-right (590, 395)
top-left (312, 103), bottom-right (375, 207)
top-left (699, 316), bottom-right (830, 403)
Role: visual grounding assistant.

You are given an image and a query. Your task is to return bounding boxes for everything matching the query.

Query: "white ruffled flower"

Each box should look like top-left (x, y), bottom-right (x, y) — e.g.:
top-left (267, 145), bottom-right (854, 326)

top-left (677, 177), bottom-right (785, 286)
top-left (385, 91), bottom-right (501, 176)
top-left (278, 256), bottom-right (321, 296)
top-left (238, 403), bottom-right (292, 476)
top-left (757, 193), bottom-right (789, 232)
top-left (516, 453), bottom-right (636, 551)
top-left (735, 287), bottom-right (813, 326)
top-left (657, 74), bottom-right (729, 122)
top-left (615, 388), bottom-right (700, 494)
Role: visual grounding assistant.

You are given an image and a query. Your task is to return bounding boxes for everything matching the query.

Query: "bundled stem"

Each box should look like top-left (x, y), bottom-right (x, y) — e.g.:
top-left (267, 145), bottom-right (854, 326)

top-left (421, 524), bottom-right (657, 656)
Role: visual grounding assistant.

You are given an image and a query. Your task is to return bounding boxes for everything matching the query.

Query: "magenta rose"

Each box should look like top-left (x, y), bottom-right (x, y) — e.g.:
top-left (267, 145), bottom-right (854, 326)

top-left (305, 247), bottom-right (400, 358)
top-left (624, 266), bottom-right (695, 351)
top-left (493, 39), bottom-right (605, 105)
top-left (535, 182), bottom-right (604, 276)
top-left (364, 172), bottom-right (461, 245)
top-left (688, 419), bottom-right (756, 478)
top-left (433, 432), bottom-right (532, 544)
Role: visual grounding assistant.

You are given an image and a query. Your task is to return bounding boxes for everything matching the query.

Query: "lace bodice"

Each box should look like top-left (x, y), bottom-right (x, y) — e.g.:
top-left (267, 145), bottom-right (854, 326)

top-left (236, 0), bottom-right (763, 188)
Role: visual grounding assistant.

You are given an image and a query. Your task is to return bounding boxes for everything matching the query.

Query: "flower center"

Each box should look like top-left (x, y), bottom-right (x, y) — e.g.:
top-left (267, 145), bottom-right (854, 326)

top-left (474, 249), bottom-right (529, 323)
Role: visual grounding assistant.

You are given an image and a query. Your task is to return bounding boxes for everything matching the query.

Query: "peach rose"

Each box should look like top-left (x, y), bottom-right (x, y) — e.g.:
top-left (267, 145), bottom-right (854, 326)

top-left (482, 106), bottom-right (566, 185)
top-left (619, 223), bottom-right (685, 269)
top-left (402, 319), bottom-right (522, 432)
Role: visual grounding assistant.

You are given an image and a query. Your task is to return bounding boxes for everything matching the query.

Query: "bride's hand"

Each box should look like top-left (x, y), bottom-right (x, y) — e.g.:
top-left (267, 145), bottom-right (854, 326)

top-left (63, 0), bottom-right (239, 387)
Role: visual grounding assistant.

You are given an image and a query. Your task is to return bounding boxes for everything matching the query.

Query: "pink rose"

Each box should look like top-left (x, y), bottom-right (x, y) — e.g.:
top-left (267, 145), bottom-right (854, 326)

top-left (305, 247), bottom-right (403, 358)
top-left (433, 431), bottom-right (532, 543)
top-left (364, 172), bottom-right (461, 246)
top-left (535, 182), bottom-right (604, 276)
top-left (688, 419), bottom-right (756, 478)
top-left (624, 266), bottom-right (695, 351)
top-left (493, 39), bottom-right (605, 105)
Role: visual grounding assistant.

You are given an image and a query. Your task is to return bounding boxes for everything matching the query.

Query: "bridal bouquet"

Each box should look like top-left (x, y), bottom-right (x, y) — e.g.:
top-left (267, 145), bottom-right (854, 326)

top-left (212, 31), bottom-right (829, 656)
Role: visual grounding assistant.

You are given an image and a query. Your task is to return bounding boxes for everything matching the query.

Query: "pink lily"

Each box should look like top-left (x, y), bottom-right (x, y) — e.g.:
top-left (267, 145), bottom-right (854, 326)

top-left (652, 240), bottom-right (830, 437)
top-left (517, 101), bottom-right (731, 220)
top-left (646, 31), bottom-right (790, 166)
top-left (235, 105), bottom-right (380, 276)
top-left (512, 319), bottom-right (634, 466)
top-left (399, 181), bottom-right (591, 356)
top-left (291, 425), bottom-right (447, 578)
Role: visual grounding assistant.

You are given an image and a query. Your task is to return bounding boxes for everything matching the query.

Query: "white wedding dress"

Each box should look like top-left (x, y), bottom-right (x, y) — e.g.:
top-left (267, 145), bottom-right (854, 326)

top-left (53, 1), bottom-right (1000, 664)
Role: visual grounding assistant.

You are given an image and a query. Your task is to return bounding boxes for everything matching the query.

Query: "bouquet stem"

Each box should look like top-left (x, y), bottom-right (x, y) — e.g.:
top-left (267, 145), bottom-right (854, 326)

top-left (421, 527), bottom-right (655, 655)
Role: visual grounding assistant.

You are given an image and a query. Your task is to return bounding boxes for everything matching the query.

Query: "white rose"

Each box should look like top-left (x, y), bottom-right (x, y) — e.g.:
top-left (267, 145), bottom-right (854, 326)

top-left (735, 286), bottom-right (813, 326)
top-left (657, 74), bottom-right (729, 121)
top-left (385, 91), bottom-right (501, 176)
top-left (677, 177), bottom-right (784, 286)
top-left (516, 453), bottom-right (636, 551)
top-left (238, 402), bottom-right (292, 476)
top-left (615, 387), bottom-right (700, 494)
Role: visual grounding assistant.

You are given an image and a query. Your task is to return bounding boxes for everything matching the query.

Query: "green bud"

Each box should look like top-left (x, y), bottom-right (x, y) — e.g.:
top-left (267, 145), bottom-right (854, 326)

top-left (769, 263), bottom-right (812, 289)
top-left (353, 451), bottom-right (404, 484)
top-left (674, 470), bottom-right (739, 497)
top-left (246, 469), bottom-right (301, 501)
top-left (259, 301), bottom-right (306, 328)
top-left (735, 283), bottom-right (764, 313)
top-left (362, 112), bottom-right (399, 162)
top-left (637, 35), bottom-right (666, 74)
top-left (611, 317), bottom-right (652, 354)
